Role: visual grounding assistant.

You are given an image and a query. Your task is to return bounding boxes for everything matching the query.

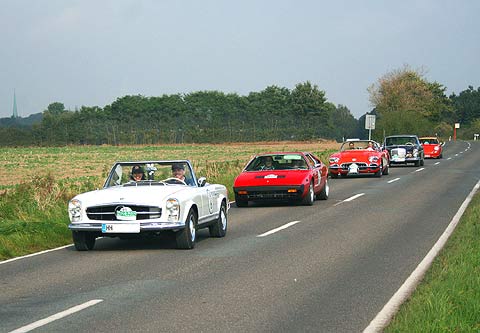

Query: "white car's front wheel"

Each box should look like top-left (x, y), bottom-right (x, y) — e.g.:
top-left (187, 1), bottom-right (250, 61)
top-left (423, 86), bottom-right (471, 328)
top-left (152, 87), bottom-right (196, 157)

top-left (176, 208), bottom-right (197, 249)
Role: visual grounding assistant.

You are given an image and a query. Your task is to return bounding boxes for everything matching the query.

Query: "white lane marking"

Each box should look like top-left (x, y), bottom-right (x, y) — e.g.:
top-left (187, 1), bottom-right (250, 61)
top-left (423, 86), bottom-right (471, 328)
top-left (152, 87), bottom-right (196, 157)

top-left (363, 179), bottom-right (480, 333)
top-left (0, 244), bottom-right (72, 265)
top-left (344, 193), bottom-right (365, 202)
top-left (460, 151), bottom-right (464, 154)
top-left (334, 193), bottom-right (366, 206)
top-left (9, 299), bottom-right (104, 333)
top-left (455, 154), bottom-right (459, 157)
top-left (447, 157), bottom-right (452, 160)
top-left (257, 221), bottom-right (300, 237)
top-left (387, 178), bottom-right (400, 184)
top-left (434, 162), bottom-right (440, 165)
top-left (413, 168), bottom-right (425, 173)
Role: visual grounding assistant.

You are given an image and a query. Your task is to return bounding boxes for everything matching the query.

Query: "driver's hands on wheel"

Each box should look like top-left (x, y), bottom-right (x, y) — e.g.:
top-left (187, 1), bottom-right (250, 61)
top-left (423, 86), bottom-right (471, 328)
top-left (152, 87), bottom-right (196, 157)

top-left (162, 177), bottom-right (187, 185)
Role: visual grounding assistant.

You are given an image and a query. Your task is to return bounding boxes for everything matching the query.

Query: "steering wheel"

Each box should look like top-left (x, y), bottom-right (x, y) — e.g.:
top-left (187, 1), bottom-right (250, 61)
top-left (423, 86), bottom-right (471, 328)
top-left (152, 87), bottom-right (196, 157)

top-left (405, 142), bottom-right (414, 146)
top-left (162, 177), bottom-right (187, 185)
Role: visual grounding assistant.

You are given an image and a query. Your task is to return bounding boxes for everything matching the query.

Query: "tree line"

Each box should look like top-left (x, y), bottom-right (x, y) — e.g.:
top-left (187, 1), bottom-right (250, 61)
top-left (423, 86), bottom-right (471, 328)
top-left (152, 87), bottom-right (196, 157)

top-left (1, 72), bottom-right (479, 147)
top-left (0, 82), bottom-right (358, 146)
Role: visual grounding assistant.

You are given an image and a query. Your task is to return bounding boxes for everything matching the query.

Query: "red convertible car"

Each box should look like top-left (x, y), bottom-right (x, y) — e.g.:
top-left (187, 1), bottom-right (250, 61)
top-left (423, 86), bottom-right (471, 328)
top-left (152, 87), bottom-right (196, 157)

top-left (328, 139), bottom-right (390, 178)
top-left (419, 136), bottom-right (443, 158)
top-left (233, 152), bottom-right (329, 207)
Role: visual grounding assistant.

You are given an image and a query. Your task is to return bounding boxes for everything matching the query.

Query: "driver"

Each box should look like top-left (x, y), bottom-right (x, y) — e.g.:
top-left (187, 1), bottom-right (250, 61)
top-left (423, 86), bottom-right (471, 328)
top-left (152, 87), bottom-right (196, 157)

top-left (171, 163), bottom-right (194, 185)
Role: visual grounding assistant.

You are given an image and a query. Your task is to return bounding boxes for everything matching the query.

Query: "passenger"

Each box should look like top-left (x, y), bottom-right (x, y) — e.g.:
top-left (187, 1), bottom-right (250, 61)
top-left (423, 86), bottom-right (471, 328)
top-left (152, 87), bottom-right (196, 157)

top-left (348, 142), bottom-right (355, 149)
top-left (366, 141), bottom-right (374, 150)
top-left (131, 165), bottom-right (146, 181)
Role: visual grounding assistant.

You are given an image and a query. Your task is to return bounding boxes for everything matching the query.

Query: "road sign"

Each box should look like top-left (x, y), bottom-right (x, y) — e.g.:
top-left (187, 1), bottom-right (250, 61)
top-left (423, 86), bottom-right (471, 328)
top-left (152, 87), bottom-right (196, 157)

top-left (365, 115), bottom-right (376, 130)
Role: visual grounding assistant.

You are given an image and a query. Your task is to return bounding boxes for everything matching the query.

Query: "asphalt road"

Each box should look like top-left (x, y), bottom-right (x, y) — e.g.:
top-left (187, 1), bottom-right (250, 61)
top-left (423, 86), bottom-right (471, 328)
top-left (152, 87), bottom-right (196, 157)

top-left (1, 140), bottom-right (479, 333)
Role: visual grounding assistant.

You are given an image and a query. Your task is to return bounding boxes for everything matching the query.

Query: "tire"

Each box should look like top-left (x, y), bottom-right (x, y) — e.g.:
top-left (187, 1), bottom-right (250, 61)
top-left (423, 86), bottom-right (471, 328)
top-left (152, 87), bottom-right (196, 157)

top-left (316, 179), bottom-right (329, 200)
top-left (382, 163), bottom-right (389, 175)
top-left (414, 160), bottom-right (420, 167)
top-left (420, 158), bottom-right (424, 166)
top-left (176, 208), bottom-right (197, 249)
top-left (329, 172), bottom-right (338, 179)
top-left (302, 181), bottom-right (314, 206)
top-left (209, 202), bottom-right (227, 238)
top-left (374, 164), bottom-right (382, 177)
top-left (72, 231), bottom-right (96, 251)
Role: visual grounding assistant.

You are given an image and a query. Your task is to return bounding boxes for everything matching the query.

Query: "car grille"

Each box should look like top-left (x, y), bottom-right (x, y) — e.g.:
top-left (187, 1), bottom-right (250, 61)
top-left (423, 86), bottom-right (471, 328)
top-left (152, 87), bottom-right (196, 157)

top-left (86, 205), bottom-right (162, 221)
top-left (340, 162), bottom-right (368, 170)
top-left (246, 191), bottom-right (301, 200)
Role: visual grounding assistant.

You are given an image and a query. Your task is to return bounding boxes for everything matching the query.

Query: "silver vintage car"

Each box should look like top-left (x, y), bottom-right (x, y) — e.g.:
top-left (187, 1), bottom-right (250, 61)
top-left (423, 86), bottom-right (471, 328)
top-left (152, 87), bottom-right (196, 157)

top-left (68, 160), bottom-right (229, 250)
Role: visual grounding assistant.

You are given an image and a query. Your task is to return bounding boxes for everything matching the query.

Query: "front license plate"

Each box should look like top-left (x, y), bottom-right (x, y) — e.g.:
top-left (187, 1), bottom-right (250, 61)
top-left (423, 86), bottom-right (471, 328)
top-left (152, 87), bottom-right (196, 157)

top-left (102, 223), bottom-right (140, 233)
top-left (348, 163), bottom-right (359, 174)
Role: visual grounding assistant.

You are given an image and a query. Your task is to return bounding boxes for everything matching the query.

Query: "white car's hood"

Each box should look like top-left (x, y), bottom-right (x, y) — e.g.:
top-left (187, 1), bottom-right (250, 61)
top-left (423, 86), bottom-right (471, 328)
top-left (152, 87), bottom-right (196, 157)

top-left (73, 185), bottom-right (190, 207)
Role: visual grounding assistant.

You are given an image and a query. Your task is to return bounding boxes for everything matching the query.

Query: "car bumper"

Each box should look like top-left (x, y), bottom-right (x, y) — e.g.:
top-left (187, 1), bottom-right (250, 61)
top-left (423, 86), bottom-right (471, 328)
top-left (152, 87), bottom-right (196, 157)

top-left (329, 165), bottom-right (381, 175)
top-left (425, 152), bottom-right (441, 158)
top-left (234, 185), bottom-right (306, 201)
top-left (69, 221), bottom-right (185, 232)
top-left (390, 157), bottom-right (421, 164)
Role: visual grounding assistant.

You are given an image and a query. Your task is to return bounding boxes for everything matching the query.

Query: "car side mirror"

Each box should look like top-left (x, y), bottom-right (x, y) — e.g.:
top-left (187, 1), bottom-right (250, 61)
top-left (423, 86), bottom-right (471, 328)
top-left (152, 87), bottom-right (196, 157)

top-left (197, 177), bottom-right (207, 187)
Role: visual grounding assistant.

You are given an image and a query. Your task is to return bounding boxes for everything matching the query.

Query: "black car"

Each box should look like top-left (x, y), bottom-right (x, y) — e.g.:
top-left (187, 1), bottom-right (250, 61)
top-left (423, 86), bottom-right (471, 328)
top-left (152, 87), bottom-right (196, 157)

top-left (383, 135), bottom-right (424, 167)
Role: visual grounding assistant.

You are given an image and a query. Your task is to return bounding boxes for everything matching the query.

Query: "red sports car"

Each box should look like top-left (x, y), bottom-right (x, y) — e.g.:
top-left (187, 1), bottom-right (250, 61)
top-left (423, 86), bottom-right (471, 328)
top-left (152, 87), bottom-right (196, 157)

top-left (328, 139), bottom-right (390, 178)
top-left (419, 136), bottom-right (443, 158)
top-left (233, 152), bottom-right (329, 207)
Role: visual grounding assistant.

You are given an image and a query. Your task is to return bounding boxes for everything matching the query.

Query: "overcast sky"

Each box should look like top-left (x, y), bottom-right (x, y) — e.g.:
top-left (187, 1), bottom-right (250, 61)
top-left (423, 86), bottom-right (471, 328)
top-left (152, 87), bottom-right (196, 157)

top-left (1, 0), bottom-right (479, 119)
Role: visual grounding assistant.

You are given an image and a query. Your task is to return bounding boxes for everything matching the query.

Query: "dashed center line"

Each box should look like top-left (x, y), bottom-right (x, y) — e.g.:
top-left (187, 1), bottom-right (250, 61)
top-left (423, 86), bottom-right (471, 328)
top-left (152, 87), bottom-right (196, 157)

top-left (414, 167), bottom-right (425, 173)
top-left (257, 221), bottom-right (301, 237)
top-left (9, 299), bottom-right (103, 333)
top-left (334, 193), bottom-right (366, 206)
top-left (434, 162), bottom-right (440, 165)
top-left (388, 177), bottom-right (401, 183)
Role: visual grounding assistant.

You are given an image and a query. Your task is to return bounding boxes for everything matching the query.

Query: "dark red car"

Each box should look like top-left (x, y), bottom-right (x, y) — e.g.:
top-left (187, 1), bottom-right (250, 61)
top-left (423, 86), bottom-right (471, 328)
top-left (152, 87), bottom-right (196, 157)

top-left (233, 152), bottom-right (329, 207)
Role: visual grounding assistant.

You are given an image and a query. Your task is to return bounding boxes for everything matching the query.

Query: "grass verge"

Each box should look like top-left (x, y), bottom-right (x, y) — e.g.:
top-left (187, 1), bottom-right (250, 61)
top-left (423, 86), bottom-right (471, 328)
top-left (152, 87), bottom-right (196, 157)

top-left (385, 191), bottom-right (480, 332)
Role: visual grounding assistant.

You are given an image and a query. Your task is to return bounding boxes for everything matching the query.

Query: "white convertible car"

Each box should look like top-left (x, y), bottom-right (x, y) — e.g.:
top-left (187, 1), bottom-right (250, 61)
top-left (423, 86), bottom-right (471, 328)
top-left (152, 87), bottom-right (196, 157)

top-left (68, 160), bottom-right (229, 250)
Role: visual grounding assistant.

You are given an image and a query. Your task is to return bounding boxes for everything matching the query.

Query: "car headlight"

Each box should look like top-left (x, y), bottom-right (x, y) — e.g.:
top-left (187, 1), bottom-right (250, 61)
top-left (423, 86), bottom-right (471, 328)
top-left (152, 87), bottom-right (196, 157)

top-left (329, 157), bottom-right (339, 163)
top-left (166, 198), bottom-right (180, 222)
top-left (434, 146), bottom-right (439, 151)
top-left (68, 199), bottom-right (82, 222)
top-left (368, 156), bottom-right (379, 163)
top-left (413, 149), bottom-right (418, 157)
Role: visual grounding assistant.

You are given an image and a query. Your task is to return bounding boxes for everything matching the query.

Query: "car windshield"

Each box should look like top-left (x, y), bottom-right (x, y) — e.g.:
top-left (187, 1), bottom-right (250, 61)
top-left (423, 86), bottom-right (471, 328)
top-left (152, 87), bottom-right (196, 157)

top-left (245, 154), bottom-right (308, 171)
top-left (104, 161), bottom-right (196, 188)
top-left (340, 141), bottom-right (377, 151)
top-left (385, 137), bottom-right (417, 146)
top-left (419, 138), bottom-right (439, 144)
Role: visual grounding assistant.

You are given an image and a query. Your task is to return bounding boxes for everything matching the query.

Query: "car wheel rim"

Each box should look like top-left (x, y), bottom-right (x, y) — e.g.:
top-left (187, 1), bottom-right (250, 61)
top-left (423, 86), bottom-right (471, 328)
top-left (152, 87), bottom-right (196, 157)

top-left (221, 209), bottom-right (227, 230)
top-left (189, 216), bottom-right (195, 241)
